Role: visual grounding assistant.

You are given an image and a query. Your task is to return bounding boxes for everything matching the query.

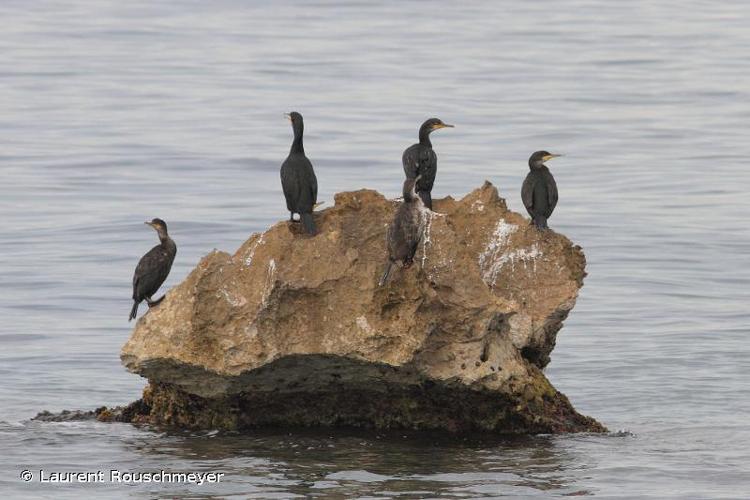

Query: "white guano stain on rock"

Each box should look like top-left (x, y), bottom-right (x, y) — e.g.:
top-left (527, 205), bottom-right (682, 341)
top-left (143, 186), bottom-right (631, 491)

top-left (356, 315), bottom-right (374, 334)
top-left (501, 244), bottom-right (543, 275)
top-left (243, 233), bottom-right (266, 267)
top-left (478, 220), bottom-right (544, 286)
top-left (419, 208), bottom-right (445, 270)
top-left (261, 259), bottom-right (276, 305)
top-left (243, 324), bottom-right (259, 340)
top-left (420, 209), bottom-right (433, 269)
top-left (219, 288), bottom-right (248, 308)
top-left (478, 219), bottom-right (518, 286)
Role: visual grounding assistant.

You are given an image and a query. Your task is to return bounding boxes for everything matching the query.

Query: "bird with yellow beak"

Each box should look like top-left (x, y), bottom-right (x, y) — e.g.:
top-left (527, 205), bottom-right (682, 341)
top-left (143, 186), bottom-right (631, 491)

top-left (521, 151), bottom-right (562, 230)
top-left (401, 118), bottom-right (454, 210)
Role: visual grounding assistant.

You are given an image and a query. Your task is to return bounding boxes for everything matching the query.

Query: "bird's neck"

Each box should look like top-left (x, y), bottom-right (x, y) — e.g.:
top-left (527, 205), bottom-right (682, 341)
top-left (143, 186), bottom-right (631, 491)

top-left (418, 129), bottom-right (432, 147)
top-left (403, 182), bottom-right (419, 202)
top-left (529, 162), bottom-right (546, 171)
top-left (158, 233), bottom-right (171, 247)
top-left (291, 127), bottom-right (304, 154)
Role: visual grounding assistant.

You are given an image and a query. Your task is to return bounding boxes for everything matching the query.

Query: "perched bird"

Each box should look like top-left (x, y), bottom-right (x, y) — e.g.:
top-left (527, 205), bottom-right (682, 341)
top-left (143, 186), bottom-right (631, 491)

top-left (402, 118), bottom-right (453, 210)
top-left (129, 218), bottom-right (177, 321)
top-left (379, 177), bottom-right (427, 286)
top-left (280, 111), bottom-right (318, 235)
top-left (521, 151), bottom-right (561, 230)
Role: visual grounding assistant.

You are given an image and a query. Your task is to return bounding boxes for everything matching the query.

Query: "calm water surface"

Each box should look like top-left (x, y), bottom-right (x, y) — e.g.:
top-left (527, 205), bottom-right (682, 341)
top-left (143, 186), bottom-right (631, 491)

top-left (1, 1), bottom-right (749, 498)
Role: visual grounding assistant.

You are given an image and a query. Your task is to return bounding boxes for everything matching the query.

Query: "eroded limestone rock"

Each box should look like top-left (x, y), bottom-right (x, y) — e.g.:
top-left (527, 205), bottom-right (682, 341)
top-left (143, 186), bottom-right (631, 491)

top-left (120, 182), bottom-right (603, 433)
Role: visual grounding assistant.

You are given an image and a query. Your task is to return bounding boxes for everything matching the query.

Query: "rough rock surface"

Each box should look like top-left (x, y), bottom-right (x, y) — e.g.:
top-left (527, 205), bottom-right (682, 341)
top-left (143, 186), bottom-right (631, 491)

top-left (120, 183), bottom-right (604, 433)
top-left (33, 403), bottom-right (149, 424)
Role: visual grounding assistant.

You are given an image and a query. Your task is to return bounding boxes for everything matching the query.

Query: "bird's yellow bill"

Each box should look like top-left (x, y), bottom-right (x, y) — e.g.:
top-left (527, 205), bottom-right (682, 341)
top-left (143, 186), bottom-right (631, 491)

top-left (433, 123), bottom-right (454, 129)
top-left (543, 153), bottom-right (562, 161)
top-left (284, 113), bottom-right (292, 122)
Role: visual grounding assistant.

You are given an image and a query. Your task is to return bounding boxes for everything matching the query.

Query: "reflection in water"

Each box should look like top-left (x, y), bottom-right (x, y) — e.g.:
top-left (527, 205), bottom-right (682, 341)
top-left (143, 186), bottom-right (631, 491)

top-left (122, 428), bottom-right (592, 498)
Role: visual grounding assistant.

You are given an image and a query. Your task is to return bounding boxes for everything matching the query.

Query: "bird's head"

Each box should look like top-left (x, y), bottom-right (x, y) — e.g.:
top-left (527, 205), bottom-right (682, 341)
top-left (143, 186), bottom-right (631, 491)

top-left (145, 218), bottom-right (168, 237)
top-left (420, 118), bottom-right (454, 136)
top-left (529, 150), bottom-right (562, 168)
top-left (284, 111), bottom-right (304, 135)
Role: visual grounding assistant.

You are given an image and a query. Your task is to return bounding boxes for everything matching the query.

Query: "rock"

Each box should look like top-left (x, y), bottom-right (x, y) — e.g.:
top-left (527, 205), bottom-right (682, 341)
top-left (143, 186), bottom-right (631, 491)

top-left (31, 402), bottom-right (150, 424)
top-left (32, 409), bottom-right (98, 422)
top-left (120, 182), bottom-right (605, 433)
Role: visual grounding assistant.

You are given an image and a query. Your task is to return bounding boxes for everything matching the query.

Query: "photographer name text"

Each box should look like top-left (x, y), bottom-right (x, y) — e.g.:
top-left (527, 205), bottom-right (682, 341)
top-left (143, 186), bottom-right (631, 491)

top-left (21, 469), bottom-right (224, 485)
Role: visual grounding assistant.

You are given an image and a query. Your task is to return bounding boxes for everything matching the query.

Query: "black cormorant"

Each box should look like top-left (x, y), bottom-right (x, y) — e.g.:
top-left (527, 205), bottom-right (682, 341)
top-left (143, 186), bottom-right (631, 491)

top-left (402, 118), bottom-right (453, 210)
top-left (129, 218), bottom-right (177, 321)
top-left (521, 151), bottom-right (561, 230)
top-left (379, 177), bottom-right (427, 286)
top-left (280, 111), bottom-right (318, 235)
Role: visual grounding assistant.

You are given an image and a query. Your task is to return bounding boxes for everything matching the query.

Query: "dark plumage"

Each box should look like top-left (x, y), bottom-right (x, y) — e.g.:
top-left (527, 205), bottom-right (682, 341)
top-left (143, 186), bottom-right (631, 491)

top-left (129, 218), bottom-right (177, 321)
top-left (402, 118), bottom-right (453, 210)
top-left (379, 177), bottom-right (427, 286)
top-left (521, 151), bottom-right (561, 230)
top-left (280, 111), bottom-right (318, 235)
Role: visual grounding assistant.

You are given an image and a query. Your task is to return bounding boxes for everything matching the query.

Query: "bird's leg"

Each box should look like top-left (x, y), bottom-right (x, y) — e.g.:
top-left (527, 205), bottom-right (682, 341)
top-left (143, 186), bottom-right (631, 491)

top-left (145, 296), bottom-right (154, 307)
top-left (403, 258), bottom-right (414, 269)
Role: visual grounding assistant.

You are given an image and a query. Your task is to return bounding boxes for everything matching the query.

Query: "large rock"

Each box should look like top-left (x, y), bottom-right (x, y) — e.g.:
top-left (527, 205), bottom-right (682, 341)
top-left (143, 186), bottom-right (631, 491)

top-left (120, 183), bottom-right (604, 433)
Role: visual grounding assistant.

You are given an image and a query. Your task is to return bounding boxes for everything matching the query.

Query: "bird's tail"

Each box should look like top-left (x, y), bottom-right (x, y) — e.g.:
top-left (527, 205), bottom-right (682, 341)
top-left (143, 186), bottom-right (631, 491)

top-left (129, 301), bottom-right (139, 322)
top-left (379, 262), bottom-right (393, 287)
top-left (301, 212), bottom-right (316, 235)
top-left (533, 216), bottom-right (548, 230)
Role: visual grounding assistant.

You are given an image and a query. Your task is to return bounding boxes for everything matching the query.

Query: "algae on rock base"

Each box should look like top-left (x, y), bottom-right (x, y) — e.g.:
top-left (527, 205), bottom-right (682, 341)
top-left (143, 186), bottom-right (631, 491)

top-left (119, 182), bottom-right (605, 434)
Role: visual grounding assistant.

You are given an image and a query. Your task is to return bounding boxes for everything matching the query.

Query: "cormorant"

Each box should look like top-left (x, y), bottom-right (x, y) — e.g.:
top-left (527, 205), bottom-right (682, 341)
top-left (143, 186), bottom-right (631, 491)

top-left (379, 177), bottom-right (427, 286)
top-left (521, 151), bottom-right (561, 230)
top-left (280, 111), bottom-right (318, 235)
top-left (402, 118), bottom-right (453, 210)
top-left (129, 218), bottom-right (177, 321)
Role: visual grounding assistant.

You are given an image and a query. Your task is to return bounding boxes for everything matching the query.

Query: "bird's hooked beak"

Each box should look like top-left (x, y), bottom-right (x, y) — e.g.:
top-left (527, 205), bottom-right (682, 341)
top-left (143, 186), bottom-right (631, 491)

top-left (284, 113), bottom-right (292, 122)
top-left (543, 153), bottom-right (562, 162)
top-left (144, 221), bottom-right (154, 227)
top-left (432, 122), bottom-right (454, 130)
